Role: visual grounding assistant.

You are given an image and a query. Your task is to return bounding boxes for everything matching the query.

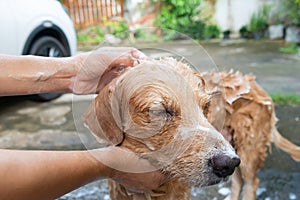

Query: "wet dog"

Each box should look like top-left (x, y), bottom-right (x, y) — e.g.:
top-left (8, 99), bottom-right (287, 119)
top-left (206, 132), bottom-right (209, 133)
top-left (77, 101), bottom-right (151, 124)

top-left (84, 58), bottom-right (240, 199)
top-left (84, 58), bottom-right (300, 200)
top-left (203, 71), bottom-right (300, 200)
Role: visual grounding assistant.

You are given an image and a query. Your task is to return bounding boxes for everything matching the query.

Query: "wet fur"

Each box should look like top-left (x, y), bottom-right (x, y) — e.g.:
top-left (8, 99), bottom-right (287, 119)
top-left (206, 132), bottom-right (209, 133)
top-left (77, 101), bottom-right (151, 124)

top-left (203, 71), bottom-right (300, 200)
top-left (84, 58), bottom-right (300, 200)
top-left (84, 58), bottom-right (237, 200)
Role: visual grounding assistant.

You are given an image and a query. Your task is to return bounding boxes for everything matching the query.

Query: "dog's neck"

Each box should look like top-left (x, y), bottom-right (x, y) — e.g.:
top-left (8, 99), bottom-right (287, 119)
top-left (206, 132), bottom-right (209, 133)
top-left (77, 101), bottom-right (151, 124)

top-left (108, 178), bottom-right (191, 200)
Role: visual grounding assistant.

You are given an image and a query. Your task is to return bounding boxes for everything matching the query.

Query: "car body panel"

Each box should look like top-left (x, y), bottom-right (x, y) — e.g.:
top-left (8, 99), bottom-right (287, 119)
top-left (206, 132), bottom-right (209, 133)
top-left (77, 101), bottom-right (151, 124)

top-left (0, 0), bottom-right (76, 56)
top-left (0, 1), bottom-right (18, 54)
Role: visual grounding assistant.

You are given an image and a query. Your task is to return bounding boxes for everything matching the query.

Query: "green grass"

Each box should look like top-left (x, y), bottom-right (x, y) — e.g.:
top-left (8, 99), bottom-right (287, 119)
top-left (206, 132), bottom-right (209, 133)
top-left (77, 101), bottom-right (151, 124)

top-left (279, 42), bottom-right (298, 54)
top-left (270, 93), bottom-right (300, 105)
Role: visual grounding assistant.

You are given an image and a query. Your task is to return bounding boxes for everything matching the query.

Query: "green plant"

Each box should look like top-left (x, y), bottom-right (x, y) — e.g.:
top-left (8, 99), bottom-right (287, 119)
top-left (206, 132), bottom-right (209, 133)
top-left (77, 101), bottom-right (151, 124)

top-left (239, 26), bottom-right (248, 34)
top-left (248, 5), bottom-right (270, 33)
top-left (105, 20), bottom-right (129, 39)
top-left (77, 33), bottom-right (88, 43)
top-left (76, 25), bottom-right (104, 44)
top-left (223, 30), bottom-right (231, 35)
top-left (279, 42), bottom-right (298, 54)
top-left (275, 0), bottom-right (300, 25)
top-left (155, 0), bottom-right (206, 39)
top-left (249, 15), bottom-right (265, 32)
top-left (268, 12), bottom-right (281, 25)
top-left (239, 25), bottom-right (250, 38)
top-left (222, 29), bottom-right (231, 39)
top-left (270, 93), bottom-right (300, 105)
top-left (203, 25), bottom-right (221, 39)
top-left (268, 0), bottom-right (300, 26)
top-left (133, 28), bottom-right (159, 42)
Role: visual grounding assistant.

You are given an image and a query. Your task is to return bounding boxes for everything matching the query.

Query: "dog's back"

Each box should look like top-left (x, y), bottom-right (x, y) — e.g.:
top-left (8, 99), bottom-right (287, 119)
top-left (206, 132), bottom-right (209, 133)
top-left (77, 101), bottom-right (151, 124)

top-left (204, 71), bottom-right (300, 200)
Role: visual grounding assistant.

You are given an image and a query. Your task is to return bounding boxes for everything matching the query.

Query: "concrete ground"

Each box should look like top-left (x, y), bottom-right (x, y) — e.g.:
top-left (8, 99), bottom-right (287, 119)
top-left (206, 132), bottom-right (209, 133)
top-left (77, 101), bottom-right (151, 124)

top-left (134, 39), bottom-right (300, 95)
top-left (0, 40), bottom-right (299, 200)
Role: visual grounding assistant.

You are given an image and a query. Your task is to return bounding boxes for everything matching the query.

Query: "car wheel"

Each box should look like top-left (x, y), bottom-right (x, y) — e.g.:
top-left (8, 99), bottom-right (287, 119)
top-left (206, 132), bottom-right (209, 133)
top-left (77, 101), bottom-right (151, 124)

top-left (28, 36), bottom-right (69, 101)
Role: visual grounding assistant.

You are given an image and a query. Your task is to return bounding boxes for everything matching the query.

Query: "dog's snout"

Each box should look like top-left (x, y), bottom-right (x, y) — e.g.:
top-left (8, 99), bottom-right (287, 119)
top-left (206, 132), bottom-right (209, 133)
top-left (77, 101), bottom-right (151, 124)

top-left (210, 154), bottom-right (240, 178)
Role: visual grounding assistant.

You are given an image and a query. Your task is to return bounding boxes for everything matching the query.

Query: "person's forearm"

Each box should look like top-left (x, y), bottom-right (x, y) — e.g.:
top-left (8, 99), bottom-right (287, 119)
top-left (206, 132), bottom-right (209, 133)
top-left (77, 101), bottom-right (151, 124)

top-left (0, 54), bottom-right (78, 96)
top-left (0, 149), bottom-right (108, 200)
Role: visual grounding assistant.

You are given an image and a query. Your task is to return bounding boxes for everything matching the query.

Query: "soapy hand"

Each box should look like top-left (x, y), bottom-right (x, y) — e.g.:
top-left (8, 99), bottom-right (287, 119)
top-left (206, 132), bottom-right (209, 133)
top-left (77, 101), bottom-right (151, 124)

top-left (71, 47), bottom-right (148, 95)
top-left (90, 147), bottom-right (167, 192)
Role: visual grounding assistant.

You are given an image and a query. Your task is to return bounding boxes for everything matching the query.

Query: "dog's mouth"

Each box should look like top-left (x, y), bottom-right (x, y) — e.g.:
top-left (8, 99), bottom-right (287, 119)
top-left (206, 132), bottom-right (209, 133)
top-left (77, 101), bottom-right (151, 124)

top-left (204, 174), bottom-right (230, 187)
top-left (190, 172), bottom-right (230, 188)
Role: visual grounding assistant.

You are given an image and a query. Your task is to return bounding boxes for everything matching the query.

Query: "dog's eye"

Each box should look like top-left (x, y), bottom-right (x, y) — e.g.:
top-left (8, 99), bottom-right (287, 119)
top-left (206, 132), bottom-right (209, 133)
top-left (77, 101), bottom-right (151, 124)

top-left (149, 109), bottom-right (165, 116)
top-left (149, 106), bottom-right (175, 122)
top-left (165, 108), bottom-right (175, 118)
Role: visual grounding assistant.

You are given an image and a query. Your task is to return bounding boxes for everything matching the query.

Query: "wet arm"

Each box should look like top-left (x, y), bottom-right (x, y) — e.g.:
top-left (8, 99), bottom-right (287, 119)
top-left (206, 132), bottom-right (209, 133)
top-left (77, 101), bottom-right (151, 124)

top-left (0, 149), bottom-right (107, 200)
top-left (0, 148), bottom-right (164, 200)
top-left (0, 54), bottom-right (78, 96)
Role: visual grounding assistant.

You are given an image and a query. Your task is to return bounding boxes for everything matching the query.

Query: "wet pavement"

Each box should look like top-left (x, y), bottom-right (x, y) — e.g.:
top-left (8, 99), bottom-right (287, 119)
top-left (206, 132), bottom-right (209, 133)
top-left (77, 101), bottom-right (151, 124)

top-left (1, 40), bottom-right (300, 199)
top-left (134, 39), bottom-right (300, 95)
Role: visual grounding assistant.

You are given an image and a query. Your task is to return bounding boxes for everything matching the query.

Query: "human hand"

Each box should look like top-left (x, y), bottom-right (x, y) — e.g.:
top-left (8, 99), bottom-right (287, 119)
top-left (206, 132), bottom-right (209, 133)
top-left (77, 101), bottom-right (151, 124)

top-left (91, 147), bottom-right (166, 192)
top-left (110, 165), bottom-right (165, 193)
top-left (71, 47), bottom-right (147, 95)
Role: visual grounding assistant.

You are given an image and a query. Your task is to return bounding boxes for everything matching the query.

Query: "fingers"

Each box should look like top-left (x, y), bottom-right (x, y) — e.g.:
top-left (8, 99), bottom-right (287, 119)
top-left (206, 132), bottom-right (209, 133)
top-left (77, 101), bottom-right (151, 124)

top-left (96, 48), bottom-right (147, 93)
top-left (108, 48), bottom-right (147, 68)
top-left (131, 49), bottom-right (148, 60)
top-left (90, 146), bottom-right (166, 191)
top-left (109, 55), bottom-right (135, 68)
top-left (104, 147), bottom-right (165, 191)
top-left (72, 47), bottom-right (148, 95)
top-left (96, 65), bottom-right (125, 92)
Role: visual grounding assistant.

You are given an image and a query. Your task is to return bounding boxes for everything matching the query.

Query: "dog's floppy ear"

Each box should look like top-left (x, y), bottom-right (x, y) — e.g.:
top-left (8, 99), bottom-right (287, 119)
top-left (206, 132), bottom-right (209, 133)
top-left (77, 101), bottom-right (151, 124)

top-left (84, 85), bottom-right (124, 146)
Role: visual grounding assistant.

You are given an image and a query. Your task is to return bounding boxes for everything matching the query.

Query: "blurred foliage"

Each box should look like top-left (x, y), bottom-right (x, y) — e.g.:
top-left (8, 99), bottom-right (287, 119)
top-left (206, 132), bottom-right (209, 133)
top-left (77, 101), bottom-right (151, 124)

top-left (76, 25), bottom-right (104, 44)
top-left (239, 25), bottom-right (250, 38)
top-left (279, 42), bottom-right (298, 54)
top-left (269, 0), bottom-right (300, 25)
top-left (155, 0), bottom-right (207, 39)
top-left (271, 93), bottom-right (300, 105)
top-left (76, 20), bottom-right (129, 46)
top-left (203, 25), bottom-right (221, 39)
top-left (239, 26), bottom-right (248, 34)
top-left (222, 29), bottom-right (231, 39)
top-left (133, 28), bottom-right (159, 42)
top-left (223, 29), bottom-right (231, 34)
top-left (248, 5), bottom-right (270, 33)
top-left (104, 20), bottom-right (129, 40)
top-left (281, 0), bottom-right (300, 25)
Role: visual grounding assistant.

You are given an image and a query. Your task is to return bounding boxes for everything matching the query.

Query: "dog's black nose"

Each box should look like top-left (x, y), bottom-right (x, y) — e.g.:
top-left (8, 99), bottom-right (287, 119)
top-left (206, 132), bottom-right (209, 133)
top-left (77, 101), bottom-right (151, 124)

top-left (210, 154), bottom-right (240, 178)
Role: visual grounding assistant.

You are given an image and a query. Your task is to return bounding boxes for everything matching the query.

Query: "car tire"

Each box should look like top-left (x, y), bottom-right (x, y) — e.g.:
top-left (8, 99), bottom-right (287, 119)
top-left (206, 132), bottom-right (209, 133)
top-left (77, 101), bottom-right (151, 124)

top-left (28, 36), bottom-right (69, 102)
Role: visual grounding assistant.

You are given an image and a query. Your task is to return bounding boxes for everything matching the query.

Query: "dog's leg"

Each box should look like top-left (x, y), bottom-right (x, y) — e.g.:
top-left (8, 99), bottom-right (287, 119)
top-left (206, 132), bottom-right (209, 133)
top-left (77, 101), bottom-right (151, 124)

top-left (239, 163), bottom-right (259, 200)
top-left (225, 167), bottom-right (243, 200)
top-left (242, 177), bottom-right (259, 200)
top-left (237, 152), bottom-right (260, 200)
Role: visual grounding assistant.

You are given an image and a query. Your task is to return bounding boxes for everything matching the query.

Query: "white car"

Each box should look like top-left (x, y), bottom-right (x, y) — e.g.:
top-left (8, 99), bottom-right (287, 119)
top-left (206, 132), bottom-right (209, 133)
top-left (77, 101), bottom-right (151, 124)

top-left (0, 0), bottom-right (77, 101)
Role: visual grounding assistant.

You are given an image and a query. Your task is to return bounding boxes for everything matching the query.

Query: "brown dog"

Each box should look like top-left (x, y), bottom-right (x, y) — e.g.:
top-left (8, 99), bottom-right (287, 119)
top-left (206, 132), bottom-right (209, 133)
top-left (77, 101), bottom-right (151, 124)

top-left (84, 58), bottom-right (300, 200)
top-left (203, 71), bottom-right (300, 200)
top-left (84, 58), bottom-right (240, 199)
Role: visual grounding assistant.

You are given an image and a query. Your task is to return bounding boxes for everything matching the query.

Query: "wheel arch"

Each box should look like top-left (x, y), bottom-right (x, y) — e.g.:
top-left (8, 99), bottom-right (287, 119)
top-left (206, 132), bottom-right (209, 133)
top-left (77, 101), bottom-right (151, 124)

top-left (22, 21), bottom-right (71, 56)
